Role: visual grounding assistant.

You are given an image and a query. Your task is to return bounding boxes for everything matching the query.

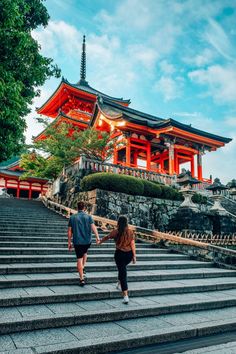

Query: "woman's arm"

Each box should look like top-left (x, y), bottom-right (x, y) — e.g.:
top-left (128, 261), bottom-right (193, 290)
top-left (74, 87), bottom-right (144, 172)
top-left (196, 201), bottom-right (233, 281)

top-left (99, 230), bottom-right (116, 244)
top-left (130, 239), bottom-right (136, 264)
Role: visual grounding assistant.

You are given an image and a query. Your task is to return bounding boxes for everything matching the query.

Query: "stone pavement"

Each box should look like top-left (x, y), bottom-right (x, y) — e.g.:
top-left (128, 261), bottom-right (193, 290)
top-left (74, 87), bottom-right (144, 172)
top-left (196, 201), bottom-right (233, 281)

top-left (0, 198), bottom-right (235, 353)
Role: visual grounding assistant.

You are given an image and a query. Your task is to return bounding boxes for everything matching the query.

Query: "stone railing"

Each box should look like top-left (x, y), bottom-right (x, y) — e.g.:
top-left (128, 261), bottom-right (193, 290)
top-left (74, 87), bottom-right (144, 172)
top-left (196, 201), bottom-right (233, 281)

top-left (41, 196), bottom-right (236, 270)
top-left (65, 156), bottom-right (176, 186)
top-left (169, 231), bottom-right (235, 246)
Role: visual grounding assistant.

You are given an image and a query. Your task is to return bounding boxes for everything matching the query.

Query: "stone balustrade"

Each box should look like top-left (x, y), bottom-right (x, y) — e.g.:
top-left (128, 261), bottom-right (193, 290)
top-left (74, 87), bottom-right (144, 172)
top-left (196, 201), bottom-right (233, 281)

top-left (41, 196), bottom-right (236, 269)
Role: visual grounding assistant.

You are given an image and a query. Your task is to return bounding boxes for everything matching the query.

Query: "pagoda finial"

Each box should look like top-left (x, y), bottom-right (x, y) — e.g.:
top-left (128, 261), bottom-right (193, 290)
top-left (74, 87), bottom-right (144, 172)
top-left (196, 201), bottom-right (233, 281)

top-left (78, 35), bottom-right (88, 86)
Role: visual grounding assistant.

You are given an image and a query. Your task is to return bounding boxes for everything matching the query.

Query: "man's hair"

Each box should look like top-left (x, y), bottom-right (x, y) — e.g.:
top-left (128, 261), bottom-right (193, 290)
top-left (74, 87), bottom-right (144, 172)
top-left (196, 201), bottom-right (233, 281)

top-left (77, 201), bottom-right (85, 211)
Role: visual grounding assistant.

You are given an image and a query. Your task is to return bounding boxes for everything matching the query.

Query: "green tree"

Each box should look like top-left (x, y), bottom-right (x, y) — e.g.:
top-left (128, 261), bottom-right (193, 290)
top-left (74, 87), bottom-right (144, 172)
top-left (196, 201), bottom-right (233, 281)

top-left (20, 122), bottom-right (115, 179)
top-left (0, 0), bottom-right (60, 162)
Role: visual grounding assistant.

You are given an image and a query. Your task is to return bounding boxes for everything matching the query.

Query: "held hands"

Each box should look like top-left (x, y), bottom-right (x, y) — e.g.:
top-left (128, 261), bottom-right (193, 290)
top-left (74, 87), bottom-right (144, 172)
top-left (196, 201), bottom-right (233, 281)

top-left (68, 242), bottom-right (73, 251)
top-left (96, 238), bottom-right (101, 245)
top-left (132, 256), bottom-right (136, 264)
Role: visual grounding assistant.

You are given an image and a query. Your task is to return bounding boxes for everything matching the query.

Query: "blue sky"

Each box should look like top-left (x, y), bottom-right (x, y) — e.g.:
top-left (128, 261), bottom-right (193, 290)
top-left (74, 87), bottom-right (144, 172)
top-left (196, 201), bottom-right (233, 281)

top-left (26, 0), bottom-right (236, 183)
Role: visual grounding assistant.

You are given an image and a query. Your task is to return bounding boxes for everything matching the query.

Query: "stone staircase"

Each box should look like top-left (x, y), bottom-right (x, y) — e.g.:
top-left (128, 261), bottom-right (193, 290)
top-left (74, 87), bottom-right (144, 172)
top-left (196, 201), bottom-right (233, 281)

top-left (0, 198), bottom-right (236, 354)
top-left (221, 196), bottom-right (236, 217)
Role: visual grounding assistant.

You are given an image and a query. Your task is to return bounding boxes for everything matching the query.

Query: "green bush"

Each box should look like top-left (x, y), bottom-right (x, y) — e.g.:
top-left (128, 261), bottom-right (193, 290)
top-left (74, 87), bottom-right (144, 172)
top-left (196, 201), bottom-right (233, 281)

top-left (192, 193), bottom-right (207, 204)
top-left (80, 172), bottom-right (207, 203)
top-left (80, 172), bottom-right (144, 196)
top-left (141, 180), bottom-right (162, 198)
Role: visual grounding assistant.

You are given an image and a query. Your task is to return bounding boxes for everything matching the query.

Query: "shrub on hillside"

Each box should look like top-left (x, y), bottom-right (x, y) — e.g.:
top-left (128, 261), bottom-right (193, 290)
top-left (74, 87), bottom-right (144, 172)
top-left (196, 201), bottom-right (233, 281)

top-left (141, 180), bottom-right (162, 198)
top-left (192, 193), bottom-right (207, 204)
top-left (80, 172), bottom-right (144, 196)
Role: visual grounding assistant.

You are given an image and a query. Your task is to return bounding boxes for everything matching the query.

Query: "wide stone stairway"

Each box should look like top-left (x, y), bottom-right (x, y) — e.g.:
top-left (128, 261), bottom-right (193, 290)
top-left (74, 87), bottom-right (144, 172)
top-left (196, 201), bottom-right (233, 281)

top-left (0, 198), bottom-right (236, 354)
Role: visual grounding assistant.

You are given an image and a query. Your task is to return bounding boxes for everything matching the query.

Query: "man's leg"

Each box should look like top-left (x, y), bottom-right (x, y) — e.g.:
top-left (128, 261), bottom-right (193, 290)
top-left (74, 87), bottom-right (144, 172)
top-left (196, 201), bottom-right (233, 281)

top-left (77, 257), bottom-right (84, 280)
top-left (82, 253), bottom-right (88, 270)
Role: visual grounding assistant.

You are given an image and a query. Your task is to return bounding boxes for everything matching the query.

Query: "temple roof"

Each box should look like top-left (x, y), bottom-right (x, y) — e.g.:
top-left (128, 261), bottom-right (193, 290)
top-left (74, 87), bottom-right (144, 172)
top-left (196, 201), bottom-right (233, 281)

top-left (93, 97), bottom-right (232, 145)
top-left (92, 96), bottom-right (165, 127)
top-left (0, 168), bottom-right (48, 181)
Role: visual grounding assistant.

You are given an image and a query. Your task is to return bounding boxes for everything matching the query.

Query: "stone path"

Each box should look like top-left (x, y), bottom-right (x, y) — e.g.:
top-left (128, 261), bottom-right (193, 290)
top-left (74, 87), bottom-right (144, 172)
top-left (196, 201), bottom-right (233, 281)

top-left (0, 198), bottom-right (235, 353)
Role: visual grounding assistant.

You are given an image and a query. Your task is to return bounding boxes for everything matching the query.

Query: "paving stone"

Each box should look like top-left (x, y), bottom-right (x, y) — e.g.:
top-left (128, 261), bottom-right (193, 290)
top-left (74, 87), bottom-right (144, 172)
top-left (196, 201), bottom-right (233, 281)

top-left (0, 335), bottom-right (16, 351)
top-left (67, 321), bottom-right (129, 340)
top-left (11, 328), bottom-right (76, 349)
top-left (180, 341), bottom-right (236, 353)
top-left (24, 287), bottom-right (55, 296)
top-left (115, 316), bottom-right (173, 332)
top-left (0, 307), bottom-right (22, 321)
top-left (17, 305), bottom-right (54, 318)
top-left (193, 307), bottom-right (236, 321)
top-left (46, 302), bottom-right (85, 314)
top-left (159, 312), bottom-right (210, 326)
top-left (77, 300), bottom-right (115, 311)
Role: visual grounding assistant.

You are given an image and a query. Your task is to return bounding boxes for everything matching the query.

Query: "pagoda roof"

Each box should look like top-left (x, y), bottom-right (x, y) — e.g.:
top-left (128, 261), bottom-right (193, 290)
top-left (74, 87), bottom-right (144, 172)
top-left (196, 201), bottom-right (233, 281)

top-left (0, 157), bottom-right (20, 169)
top-left (92, 97), bottom-right (165, 127)
top-left (92, 97), bottom-right (232, 145)
top-left (0, 169), bottom-right (48, 182)
top-left (37, 78), bottom-right (130, 116)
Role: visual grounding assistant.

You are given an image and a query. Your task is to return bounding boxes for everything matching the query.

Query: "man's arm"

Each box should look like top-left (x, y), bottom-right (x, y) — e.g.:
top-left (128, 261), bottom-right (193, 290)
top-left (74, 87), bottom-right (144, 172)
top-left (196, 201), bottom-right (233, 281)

top-left (68, 226), bottom-right (73, 251)
top-left (91, 223), bottom-right (100, 244)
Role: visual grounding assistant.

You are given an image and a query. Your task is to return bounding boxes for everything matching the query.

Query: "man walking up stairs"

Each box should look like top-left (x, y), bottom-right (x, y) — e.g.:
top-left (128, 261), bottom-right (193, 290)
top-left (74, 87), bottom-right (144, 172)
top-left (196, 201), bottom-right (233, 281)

top-left (0, 198), bottom-right (235, 353)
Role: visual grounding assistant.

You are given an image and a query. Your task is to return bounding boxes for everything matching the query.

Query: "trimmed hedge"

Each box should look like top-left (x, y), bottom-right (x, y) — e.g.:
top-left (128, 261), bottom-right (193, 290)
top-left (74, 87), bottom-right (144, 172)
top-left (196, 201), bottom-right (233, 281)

top-left (80, 172), bottom-right (144, 196)
top-left (80, 172), bottom-right (206, 203)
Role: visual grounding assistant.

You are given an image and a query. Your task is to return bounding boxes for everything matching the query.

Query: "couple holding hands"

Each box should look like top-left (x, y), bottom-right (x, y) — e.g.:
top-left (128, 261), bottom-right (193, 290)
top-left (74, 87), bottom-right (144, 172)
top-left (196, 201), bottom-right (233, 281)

top-left (68, 201), bottom-right (136, 304)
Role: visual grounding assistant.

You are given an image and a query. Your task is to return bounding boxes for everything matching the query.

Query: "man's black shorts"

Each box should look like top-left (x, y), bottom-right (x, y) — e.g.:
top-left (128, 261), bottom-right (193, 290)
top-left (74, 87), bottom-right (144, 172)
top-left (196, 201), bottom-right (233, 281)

top-left (74, 244), bottom-right (91, 259)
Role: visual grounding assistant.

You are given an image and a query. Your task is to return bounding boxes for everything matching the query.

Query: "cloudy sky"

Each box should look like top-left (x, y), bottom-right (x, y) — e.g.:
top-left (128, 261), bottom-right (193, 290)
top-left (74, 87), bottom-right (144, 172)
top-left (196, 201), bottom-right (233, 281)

top-left (26, 0), bottom-right (236, 183)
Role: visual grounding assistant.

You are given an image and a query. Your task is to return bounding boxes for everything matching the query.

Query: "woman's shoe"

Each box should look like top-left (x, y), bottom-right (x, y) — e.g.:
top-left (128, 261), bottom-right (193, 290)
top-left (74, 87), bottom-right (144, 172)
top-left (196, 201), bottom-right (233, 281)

top-left (123, 295), bottom-right (129, 304)
top-left (79, 279), bottom-right (85, 287)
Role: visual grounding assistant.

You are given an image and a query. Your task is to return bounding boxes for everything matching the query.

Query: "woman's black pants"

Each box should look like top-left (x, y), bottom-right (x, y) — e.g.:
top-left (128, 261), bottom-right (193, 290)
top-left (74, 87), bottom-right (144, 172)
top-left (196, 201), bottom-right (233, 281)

top-left (114, 249), bottom-right (133, 292)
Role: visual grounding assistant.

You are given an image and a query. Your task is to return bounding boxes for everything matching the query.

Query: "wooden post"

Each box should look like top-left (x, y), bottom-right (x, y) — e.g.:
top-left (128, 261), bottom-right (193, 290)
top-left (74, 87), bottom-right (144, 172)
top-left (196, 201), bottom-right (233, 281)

top-left (16, 180), bottom-right (20, 198)
top-left (168, 143), bottom-right (175, 175)
top-left (133, 150), bottom-right (138, 167)
top-left (126, 136), bottom-right (131, 167)
top-left (191, 155), bottom-right (195, 177)
top-left (146, 142), bottom-right (151, 171)
top-left (29, 183), bottom-right (32, 199)
top-left (197, 152), bottom-right (203, 181)
top-left (113, 146), bottom-right (118, 165)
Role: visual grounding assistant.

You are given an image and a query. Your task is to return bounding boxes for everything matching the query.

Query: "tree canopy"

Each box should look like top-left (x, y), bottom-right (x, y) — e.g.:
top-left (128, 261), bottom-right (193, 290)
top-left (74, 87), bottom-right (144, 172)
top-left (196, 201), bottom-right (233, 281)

top-left (20, 122), bottom-right (115, 179)
top-left (0, 0), bottom-right (60, 162)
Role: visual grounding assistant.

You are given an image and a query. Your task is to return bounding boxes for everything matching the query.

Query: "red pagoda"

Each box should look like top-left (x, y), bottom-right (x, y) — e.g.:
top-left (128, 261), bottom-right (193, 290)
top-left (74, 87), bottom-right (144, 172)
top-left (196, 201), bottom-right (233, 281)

top-left (36, 36), bottom-right (231, 185)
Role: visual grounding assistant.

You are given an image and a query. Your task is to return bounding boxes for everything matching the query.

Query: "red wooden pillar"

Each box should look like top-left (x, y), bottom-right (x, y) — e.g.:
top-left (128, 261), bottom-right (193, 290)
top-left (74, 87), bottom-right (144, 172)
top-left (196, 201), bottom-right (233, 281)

top-left (29, 183), bottom-right (32, 199)
top-left (146, 142), bottom-right (151, 171)
top-left (5, 178), bottom-right (8, 188)
top-left (190, 155), bottom-right (195, 177)
top-left (16, 180), bottom-right (20, 198)
top-left (176, 156), bottom-right (180, 175)
top-left (40, 183), bottom-right (44, 196)
top-left (133, 150), bottom-right (138, 167)
top-left (197, 152), bottom-right (203, 181)
top-left (168, 143), bottom-right (175, 175)
top-left (113, 147), bottom-right (118, 165)
top-left (126, 136), bottom-right (131, 167)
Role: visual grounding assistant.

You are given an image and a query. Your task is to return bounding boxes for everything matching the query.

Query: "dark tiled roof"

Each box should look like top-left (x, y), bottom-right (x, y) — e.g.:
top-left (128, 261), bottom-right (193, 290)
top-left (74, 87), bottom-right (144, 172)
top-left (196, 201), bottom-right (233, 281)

top-left (93, 97), bottom-right (165, 128)
top-left (0, 169), bottom-right (48, 181)
top-left (0, 157), bottom-right (20, 169)
top-left (93, 98), bottom-right (232, 144)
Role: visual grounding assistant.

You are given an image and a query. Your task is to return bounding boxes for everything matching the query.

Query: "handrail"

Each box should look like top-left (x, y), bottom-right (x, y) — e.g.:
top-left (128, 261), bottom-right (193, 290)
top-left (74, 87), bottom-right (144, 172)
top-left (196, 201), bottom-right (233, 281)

top-left (41, 196), bottom-right (236, 269)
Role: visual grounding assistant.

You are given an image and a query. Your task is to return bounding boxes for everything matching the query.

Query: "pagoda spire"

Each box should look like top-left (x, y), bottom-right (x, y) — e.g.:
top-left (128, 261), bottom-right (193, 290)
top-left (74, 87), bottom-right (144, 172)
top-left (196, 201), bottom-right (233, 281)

top-left (78, 35), bottom-right (88, 86)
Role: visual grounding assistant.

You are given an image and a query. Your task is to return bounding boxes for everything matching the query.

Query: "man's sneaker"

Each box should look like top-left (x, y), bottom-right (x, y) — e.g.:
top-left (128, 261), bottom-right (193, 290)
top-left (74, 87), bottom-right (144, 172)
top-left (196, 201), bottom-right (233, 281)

top-left (123, 295), bottom-right (129, 304)
top-left (116, 282), bottom-right (121, 290)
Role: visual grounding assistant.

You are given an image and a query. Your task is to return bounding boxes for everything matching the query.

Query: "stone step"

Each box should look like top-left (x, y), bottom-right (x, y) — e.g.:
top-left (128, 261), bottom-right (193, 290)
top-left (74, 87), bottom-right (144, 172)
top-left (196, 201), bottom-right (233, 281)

top-left (0, 247), bottom-right (169, 255)
top-left (0, 260), bottom-right (213, 275)
top-left (0, 293), bottom-right (235, 335)
top-left (4, 315), bottom-right (235, 354)
top-left (0, 268), bottom-right (235, 289)
top-left (0, 225), bottom-right (68, 231)
top-left (0, 253), bottom-right (188, 264)
top-left (0, 241), bottom-right (155, 249)
top-left (0, 277), bottom-right (235, 307)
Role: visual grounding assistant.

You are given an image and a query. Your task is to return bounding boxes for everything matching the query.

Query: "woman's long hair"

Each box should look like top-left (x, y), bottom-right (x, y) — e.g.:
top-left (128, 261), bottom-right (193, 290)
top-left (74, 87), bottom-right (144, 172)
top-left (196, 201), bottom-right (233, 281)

top-left (116, 215), bottom-right (128, 244)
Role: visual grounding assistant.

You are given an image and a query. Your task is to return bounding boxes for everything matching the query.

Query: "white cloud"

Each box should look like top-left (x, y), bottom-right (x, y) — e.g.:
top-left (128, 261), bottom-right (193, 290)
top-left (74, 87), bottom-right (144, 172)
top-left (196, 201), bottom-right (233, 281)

top-left (154, 76), bottom-right (183, 101)
top-left (159, 60), bottom-right (175, 74)
top-left (204, 19), bottom-right (234, 61)
top-left (183, 48), bottom-right (215, 67)
top-left (188, 65), bottom-right (236, 104)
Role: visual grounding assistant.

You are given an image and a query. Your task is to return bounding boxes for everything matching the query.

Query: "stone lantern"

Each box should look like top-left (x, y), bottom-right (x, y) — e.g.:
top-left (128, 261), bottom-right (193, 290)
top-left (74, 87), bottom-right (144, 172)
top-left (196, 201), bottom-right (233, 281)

top-left (228, 179), bottom-right (236, 201)
top-left (206, 178), bottom-right (228, 214)
top-left (177, 169), bottom-right (200, 210)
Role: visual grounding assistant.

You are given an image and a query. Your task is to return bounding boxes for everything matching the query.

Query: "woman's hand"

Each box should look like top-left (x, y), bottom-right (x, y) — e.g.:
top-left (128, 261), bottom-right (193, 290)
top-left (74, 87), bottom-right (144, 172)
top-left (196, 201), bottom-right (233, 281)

top-left (132, 256), bottom-right (136, 264)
